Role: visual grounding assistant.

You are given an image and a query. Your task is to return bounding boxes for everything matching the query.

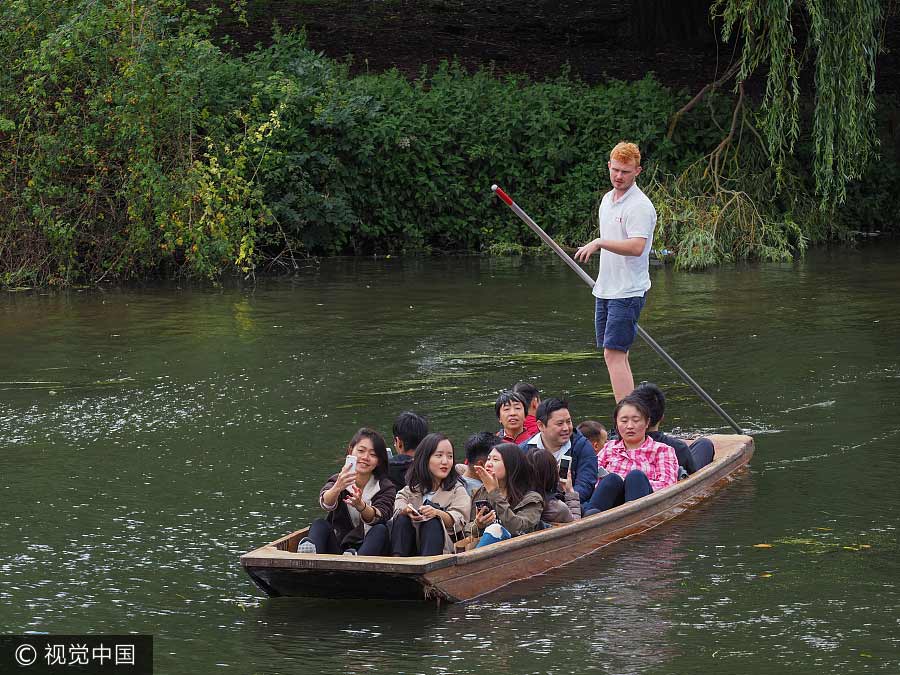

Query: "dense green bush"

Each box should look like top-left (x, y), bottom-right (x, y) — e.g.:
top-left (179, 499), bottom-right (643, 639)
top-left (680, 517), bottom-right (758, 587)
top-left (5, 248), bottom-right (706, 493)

top-left (0, 0), bottom-right (272, 284)
top-left (1, 2), bottom-right (895, 286)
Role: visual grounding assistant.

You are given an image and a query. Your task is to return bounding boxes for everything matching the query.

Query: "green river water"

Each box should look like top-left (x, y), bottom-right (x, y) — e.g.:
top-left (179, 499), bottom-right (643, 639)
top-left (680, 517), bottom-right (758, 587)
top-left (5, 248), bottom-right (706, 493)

top-left (1, 245), bottom-right (898, 674)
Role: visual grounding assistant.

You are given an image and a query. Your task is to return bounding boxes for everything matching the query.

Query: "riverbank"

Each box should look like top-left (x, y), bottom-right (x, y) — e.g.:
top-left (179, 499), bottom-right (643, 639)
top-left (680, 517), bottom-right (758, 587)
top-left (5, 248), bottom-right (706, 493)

top-left (2, 2), bottom-right (899, 287)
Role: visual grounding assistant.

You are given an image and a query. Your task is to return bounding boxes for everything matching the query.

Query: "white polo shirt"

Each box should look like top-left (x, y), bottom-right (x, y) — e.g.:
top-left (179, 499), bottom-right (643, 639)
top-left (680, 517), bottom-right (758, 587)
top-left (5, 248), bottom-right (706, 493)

top-left (592, 183), bottom-right (657, 300)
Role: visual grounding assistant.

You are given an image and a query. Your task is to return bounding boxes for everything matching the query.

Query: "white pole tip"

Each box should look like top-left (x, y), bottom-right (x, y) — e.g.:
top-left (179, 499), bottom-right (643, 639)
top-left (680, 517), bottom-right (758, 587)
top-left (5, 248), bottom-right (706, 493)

top-left (490, 184), bottom-right (499, 191)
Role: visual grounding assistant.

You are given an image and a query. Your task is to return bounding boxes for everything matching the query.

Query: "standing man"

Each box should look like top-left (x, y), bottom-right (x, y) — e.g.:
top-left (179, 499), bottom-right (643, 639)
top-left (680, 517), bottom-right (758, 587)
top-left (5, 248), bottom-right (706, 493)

top-left (574, 142), bottom-right (657, 402)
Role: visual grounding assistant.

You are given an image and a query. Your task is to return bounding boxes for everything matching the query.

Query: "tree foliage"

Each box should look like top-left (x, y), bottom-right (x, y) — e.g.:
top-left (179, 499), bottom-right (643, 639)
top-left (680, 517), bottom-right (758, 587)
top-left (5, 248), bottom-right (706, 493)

top-left (0, 1), bottom-right (895, 286)
top-left (714, 0), bottom-right (883, 206)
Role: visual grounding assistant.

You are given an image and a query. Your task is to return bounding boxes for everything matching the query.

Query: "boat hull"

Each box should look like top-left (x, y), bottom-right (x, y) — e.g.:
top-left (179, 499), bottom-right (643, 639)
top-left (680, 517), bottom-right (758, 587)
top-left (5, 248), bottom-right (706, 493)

top-left (246, 567), bottom-right (430, 601)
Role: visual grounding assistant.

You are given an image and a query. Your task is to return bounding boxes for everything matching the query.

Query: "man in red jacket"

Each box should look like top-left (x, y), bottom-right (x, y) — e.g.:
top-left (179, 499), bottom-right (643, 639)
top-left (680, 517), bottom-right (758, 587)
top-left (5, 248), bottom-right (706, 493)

top-left (495, 390), bottom-right (531, 444)
top-left (512, 382), bottom-right (541, 437)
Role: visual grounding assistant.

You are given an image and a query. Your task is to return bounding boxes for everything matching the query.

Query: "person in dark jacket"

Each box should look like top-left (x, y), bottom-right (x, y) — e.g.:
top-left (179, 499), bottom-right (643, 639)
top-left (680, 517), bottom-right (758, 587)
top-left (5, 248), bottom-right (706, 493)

top-left (387, 411), bottom-right (428, 490)
top-left (298, 428), bottom-right (396, 555)
top-left (632, 382), bottom-right (714, 476)
top-left (520, 398), bottom-right (599, 504)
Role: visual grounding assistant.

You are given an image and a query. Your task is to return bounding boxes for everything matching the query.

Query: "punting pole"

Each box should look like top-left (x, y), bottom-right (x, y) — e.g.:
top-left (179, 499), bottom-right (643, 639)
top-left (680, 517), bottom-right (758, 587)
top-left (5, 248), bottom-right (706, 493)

top-left (491, 184), bottom-right (744, 435)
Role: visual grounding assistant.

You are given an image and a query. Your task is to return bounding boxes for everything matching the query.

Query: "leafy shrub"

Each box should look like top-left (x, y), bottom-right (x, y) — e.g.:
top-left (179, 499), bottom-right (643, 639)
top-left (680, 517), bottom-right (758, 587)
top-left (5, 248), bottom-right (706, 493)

top-left (1, 4), bottom-right (894, 286)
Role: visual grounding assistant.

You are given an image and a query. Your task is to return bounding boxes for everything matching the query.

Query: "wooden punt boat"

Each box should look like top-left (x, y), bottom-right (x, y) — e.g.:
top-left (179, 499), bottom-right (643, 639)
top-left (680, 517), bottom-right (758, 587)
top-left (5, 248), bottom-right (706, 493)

top-left (241, 434), bottom-right (754, 603)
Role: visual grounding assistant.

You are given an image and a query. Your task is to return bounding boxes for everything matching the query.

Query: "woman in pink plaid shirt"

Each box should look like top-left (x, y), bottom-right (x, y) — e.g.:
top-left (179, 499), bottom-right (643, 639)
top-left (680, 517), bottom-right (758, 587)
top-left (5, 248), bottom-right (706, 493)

top-left (583, 395), bottom-right (679, 515)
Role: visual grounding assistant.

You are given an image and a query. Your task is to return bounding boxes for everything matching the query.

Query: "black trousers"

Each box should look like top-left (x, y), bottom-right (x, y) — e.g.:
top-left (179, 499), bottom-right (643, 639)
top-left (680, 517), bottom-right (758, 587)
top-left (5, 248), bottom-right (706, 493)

top-left (672, 437), bottom-right (716, 475)
top-left (685, 438), bottom-right (715, 474)
top-left (307, 518), bottom-right (389, 555)
top-left (390, 514), bottom-right (445, 556)
top-left (584, 470), bottom-right (653, 515)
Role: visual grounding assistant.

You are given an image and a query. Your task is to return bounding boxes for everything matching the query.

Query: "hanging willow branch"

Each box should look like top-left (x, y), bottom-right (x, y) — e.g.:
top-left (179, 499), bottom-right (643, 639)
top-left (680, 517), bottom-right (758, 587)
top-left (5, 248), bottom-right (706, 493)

top-left (713, 0), bottom-right (884, 207)
top-left (707, 83), bottom-right (745, 193)
top-left (667, 60), bottom-right (742, 140)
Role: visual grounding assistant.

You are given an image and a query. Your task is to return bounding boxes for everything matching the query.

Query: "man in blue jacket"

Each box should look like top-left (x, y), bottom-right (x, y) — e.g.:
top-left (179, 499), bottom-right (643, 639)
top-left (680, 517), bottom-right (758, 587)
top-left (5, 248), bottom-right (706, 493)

top-left (520, 398), bottom-right (598, 504)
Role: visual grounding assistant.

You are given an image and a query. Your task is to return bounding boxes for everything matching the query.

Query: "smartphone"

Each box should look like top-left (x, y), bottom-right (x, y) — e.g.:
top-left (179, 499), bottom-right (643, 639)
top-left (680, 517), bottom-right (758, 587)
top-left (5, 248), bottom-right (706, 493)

top-left (558, 455), bottom-right (572, 479)
top-left (408, 506), bottom-right (422, 517)
top-left (474, 499), bottom-right (491, 513)
top-left (344, 455), bottom-right (358, 472)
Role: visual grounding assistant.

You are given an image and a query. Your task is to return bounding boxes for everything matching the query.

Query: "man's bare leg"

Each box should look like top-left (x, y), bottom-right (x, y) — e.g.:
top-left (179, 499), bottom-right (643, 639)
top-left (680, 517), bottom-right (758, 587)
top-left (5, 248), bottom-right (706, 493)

top-left (604, 348), bottom-right (634, 402)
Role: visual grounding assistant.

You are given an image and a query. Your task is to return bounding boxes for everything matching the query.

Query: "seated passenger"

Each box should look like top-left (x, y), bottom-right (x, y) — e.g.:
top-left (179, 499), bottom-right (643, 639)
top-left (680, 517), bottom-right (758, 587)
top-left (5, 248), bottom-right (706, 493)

top-left (457, 431), bottom-right (502, 495)
top-left (577, 420), bottom-right (608, 455)
top-left (513, 382), bottom-right (541, 437)
top-left (526, 447), bottom-right (581, 524)
top-left (387, 411), bottom-right (429, 490)
top-left (495, 390), bottom-right (531, 444)
top-left (521, 398), bottom-right (599, 504)
top-left (632, 382), bottom-right (714, 475)
top-left (468, 443), bottom-right (543, 547)
top-left (584, 396), bottom-right (679, 515)
top-left (391, 433), bottom-right (471, 556)
top-left (298, 428), bottom-right (396, 555)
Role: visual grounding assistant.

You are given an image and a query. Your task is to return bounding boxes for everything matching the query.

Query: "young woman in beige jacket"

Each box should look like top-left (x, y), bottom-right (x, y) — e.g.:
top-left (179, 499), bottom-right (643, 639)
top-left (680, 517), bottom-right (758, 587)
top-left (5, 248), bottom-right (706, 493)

top-left (391, 433), bottom-right (471, 556)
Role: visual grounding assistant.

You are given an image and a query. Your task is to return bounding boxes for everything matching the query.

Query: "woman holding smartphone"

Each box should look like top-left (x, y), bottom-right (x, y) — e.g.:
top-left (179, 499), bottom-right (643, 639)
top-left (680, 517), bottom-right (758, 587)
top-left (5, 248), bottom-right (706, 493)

top-left (298, 428), bottom-right (396, 555)
top-left (526, 447), bottom-right (581, 524)
top-left (468, 443), bottom-right (543, 547)
top-left (391, 433), bottom-right (471, 556)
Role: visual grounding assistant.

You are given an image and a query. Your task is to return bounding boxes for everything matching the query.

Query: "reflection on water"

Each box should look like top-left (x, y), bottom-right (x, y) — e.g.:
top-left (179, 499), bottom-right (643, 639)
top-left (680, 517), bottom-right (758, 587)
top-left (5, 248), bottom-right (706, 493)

top-left (1, 246), bottom-right (899, 674)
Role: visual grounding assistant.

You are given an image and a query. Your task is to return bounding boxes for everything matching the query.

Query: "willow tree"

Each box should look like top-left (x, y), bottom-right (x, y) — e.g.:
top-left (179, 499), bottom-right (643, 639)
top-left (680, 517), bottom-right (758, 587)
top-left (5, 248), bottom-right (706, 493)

top-left (715, 0), bottom-right (884, 206)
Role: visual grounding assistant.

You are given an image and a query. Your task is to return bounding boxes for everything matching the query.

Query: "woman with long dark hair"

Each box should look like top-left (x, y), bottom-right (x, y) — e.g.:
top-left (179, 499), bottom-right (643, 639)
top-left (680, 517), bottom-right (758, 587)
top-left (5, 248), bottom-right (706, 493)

top-left (526, 447), bottom-right (581, 524)
top-left (468, 442), bottom-right (543, 548)
top-left (298, 428), bottom-right (395, 555)
top-left (391, 433), bottom-right (471, 556)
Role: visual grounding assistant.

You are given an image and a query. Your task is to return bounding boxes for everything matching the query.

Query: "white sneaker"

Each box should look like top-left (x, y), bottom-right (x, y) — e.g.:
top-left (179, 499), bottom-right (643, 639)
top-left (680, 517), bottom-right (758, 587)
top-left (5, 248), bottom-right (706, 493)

top-left (342, 549), bottom-right (358, 556)
top-left (297, 538), bottom-right (317, 554)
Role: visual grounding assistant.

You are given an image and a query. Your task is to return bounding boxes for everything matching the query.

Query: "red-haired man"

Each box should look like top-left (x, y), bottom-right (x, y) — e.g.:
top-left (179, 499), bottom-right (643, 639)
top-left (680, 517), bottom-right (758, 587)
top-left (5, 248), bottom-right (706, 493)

top-left (574, 142), bottom-right (657, 402)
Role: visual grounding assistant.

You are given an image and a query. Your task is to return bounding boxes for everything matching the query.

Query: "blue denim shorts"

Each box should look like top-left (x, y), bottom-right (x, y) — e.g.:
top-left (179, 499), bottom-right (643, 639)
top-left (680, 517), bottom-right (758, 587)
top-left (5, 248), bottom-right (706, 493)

top-left (595, 294), bottom-right (646, 352)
